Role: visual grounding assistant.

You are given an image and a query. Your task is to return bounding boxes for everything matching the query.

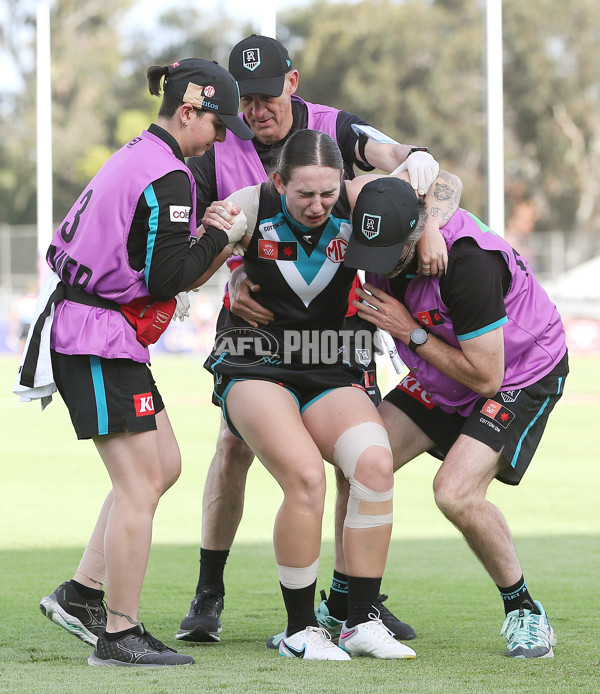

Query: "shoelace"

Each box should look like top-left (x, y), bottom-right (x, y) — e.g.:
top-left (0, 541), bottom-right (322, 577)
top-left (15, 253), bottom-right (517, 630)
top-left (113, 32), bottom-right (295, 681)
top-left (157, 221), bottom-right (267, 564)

top-left (500, 610), bottom-right (550, 646)
top-left (139, 628), bottom-right (175, 653)
top-left (305, 626), bottom-right (335, 645)
top-left (364, 610), bottom-right (397, 640)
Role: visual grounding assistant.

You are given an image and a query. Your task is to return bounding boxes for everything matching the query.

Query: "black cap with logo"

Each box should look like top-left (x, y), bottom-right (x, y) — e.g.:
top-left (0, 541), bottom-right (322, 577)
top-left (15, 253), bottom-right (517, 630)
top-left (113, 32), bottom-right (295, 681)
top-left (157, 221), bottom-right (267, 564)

top-left (344, 178), bottom-right (420, 274)
top-left (163, 58), bottom-right (253, 140)
top-left (228, 35), bottom-right (293, 97)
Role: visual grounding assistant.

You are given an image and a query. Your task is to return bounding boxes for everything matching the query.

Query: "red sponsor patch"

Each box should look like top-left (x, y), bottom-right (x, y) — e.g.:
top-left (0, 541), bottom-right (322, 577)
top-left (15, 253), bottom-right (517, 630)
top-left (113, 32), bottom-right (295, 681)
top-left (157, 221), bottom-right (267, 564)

top-left (258, 239), bottom-right (298, 260)
top-left (133, 392), bottom-right (155, 417)
top-left (204, 85), bottom-right (215, 97)
top-left (170, 61), bottom-right (180, 68)
top-left (417, 309), bottom-right (445, 327)
top-left (397, 373), bottom-right (434, 409)
top-left (480, 399), bottom-right (515, 428)
top-left (326, 237), bottom-right (348, 263)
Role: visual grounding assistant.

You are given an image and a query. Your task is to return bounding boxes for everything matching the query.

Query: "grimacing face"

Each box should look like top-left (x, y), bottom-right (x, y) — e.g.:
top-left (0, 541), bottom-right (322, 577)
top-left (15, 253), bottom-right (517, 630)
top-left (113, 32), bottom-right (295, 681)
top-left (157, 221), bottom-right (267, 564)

top-left (273, 165), bottom-right (342, 228)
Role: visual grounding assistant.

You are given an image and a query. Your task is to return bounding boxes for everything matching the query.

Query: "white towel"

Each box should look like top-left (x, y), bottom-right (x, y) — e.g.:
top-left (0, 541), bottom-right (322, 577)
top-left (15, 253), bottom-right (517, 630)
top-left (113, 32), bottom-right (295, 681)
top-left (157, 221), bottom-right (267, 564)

top-left (13, 272), bottom-right (61, 410)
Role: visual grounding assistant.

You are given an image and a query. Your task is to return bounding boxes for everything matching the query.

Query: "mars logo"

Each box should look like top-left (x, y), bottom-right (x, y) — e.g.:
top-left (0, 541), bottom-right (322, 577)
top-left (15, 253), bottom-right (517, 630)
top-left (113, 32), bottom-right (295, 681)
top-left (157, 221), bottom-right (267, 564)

top-left (133, 392), bottom-right (155, 417)
top-left (361, 213), bottom-right (381, 240)
top-left (204, 85), bottom-right (215, 97)
top-left (242, 48), bottom-right (261, 71)
top-left (326, 237), bottom-right (348, 263)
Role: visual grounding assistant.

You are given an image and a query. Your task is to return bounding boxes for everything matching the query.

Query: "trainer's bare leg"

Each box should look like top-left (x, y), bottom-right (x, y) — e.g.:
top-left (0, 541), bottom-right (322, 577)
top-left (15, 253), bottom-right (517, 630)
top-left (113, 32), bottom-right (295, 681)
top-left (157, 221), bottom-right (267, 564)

top-left (432, 434), bottom-right (522, 586)
top-left (201, 416), bottom-right (254, 551)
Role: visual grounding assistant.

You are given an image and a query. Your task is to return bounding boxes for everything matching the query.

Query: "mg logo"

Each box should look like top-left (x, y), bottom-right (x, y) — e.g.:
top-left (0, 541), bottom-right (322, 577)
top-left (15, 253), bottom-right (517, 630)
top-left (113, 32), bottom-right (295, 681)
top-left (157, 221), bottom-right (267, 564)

top-left (326, 237), bottom-right (348, 263)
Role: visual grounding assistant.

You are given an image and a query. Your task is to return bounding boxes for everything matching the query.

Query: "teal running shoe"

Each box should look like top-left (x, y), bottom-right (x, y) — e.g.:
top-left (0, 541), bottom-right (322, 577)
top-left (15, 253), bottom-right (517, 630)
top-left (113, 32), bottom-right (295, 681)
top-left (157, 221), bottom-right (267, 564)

top-left (500, 600), bottom-right (556, 658)
top-left (315, 590), bottom-right (343, 639)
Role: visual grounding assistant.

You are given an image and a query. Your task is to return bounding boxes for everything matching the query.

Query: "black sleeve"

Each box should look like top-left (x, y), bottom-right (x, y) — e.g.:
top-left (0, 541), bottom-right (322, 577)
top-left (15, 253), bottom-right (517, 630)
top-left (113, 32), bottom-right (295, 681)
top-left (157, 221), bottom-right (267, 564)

top-left (129, 169), bottom-right (228, 301)
top-left (187, 149), bottom-right (219, 217)
top-left (439, 238), bottom-right (511, 338)
top-left (335, 111), bottom-right (376, 174)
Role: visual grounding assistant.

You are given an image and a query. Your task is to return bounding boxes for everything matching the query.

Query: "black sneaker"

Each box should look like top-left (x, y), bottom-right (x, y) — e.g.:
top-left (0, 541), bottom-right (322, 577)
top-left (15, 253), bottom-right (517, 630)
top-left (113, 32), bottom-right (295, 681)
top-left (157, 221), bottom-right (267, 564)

top-left (175, 588), bottom-right (224, 642)
top-left (40, 581), bottom-right (107, 647)
top-left (375, 594), bottom-right (416, 640)
top-left (88, 624), bottom-right (194, 667)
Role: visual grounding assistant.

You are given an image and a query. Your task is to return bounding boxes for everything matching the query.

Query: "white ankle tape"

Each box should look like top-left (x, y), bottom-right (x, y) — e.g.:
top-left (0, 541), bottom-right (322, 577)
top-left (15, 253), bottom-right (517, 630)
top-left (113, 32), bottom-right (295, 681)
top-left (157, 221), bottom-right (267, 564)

top-left (278, 558), bottom-right (319, 589)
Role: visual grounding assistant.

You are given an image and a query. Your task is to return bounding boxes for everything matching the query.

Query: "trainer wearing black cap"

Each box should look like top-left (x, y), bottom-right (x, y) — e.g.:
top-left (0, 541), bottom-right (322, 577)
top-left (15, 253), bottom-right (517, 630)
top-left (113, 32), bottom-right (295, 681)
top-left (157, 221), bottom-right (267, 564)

top-left (343, 176), bottom-right (568, 660)
top-left (36, 56), bottom-right (252, 668)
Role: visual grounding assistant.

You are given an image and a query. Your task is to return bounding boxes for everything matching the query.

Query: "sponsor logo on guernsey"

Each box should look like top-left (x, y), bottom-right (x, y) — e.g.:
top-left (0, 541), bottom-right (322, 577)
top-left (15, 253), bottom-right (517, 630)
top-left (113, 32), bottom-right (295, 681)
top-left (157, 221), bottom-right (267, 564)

top-left (417, 308), bottom-right (445, 327)
top-left (397, 372), bottom-right (435, 409)
top-left (325, 237), bottom-right (348, 263)
top-left (500, 390), bottom-right (521, 404)
top-left (133, 392), bottom-right (155, 417)
top-left (170, 205), bottom-right (191, 222)
top-left (242, 48), bottom-right (261, 71)
top-left (480, 399), bottom-right (515, 427)
top-left (258, 239), bottom-right (298, 261)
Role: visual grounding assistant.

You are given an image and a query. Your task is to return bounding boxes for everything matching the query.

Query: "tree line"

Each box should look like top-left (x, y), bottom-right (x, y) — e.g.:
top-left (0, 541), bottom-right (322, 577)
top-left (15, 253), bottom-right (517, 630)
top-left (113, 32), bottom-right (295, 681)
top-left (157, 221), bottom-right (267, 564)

top-left (1, 0), bottom-right (599, 249)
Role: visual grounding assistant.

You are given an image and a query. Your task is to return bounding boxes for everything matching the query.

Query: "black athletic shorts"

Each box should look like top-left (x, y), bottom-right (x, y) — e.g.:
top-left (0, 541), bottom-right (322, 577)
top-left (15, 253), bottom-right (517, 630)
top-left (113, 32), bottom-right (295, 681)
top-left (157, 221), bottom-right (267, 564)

top-left (383, 351), bottom-right (569, 485)
top-left (51, 350), bottom-right (165, 440)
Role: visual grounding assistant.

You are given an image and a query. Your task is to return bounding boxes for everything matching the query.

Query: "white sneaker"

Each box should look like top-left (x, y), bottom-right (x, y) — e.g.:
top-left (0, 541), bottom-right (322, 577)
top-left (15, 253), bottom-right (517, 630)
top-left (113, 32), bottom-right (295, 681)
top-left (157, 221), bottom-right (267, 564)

top-left (339, 614), bottom-right (417, 659)
top-left (279, 626), bottom-right (351, 660)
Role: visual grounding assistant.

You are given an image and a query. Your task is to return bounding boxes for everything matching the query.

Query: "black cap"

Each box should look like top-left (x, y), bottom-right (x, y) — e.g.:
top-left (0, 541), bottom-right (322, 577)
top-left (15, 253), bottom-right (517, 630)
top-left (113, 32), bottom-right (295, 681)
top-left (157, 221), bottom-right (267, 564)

top-left (344, 178), bottom-right (420, 274)
top-left (228, 35), bottom-right (293, 97)
top-left (163, 58), bottom-right (253, 140)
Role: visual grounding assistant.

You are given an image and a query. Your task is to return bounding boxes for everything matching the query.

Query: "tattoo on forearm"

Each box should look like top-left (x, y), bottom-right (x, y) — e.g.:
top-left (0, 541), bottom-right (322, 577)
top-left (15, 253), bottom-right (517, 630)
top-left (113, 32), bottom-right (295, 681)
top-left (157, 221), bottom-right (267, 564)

top-left (107, 606), bottom-right (140, 626)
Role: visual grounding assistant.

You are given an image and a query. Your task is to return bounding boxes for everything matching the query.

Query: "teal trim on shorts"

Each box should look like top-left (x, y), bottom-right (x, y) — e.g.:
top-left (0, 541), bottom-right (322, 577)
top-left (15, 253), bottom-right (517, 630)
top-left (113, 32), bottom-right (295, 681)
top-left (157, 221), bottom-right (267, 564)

top-left (300, 388), bottom-right (335, 414)
top-left (457, 316), bottom-right (507, 341)
top-left (510, 375), bottom-right (564, 469)
top-left (143, 184), bottom-right (160, 286)
top-left (89, 356), bottom-right (109, 436)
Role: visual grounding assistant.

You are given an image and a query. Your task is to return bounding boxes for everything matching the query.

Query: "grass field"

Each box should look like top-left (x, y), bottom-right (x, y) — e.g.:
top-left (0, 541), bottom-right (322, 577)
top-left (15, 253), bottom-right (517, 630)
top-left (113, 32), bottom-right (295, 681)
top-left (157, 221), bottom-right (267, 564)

top-left (1, 353), bottom-right (599, 693)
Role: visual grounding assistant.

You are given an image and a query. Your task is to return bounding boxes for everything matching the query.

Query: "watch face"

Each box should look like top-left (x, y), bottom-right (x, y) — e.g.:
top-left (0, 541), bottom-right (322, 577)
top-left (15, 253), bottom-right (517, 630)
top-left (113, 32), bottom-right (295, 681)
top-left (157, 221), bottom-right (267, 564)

top-left (411, 328), bottom-right (428, 345)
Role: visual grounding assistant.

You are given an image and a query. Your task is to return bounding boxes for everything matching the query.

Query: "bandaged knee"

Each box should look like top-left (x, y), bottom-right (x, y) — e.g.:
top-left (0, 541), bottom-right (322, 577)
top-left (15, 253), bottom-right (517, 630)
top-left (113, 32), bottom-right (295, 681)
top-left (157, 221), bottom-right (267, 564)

top-left (333, 422), bottom-right (394, 529)
top-left (278, 558), bottom-right (319, 589)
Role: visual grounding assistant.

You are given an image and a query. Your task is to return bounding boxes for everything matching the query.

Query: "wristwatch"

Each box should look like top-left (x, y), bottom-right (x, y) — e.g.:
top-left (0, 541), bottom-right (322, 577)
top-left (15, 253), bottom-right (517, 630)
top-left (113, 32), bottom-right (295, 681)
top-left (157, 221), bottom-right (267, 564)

top-left (409, 326), bottom-right (429, 353)
top-left (407, 147), bottom-right (430, 157)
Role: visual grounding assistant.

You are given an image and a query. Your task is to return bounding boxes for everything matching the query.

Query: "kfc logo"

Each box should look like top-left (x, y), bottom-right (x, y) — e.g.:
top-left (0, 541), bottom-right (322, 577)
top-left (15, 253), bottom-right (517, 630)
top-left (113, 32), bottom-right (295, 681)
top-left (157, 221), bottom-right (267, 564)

top-left (397, 373), bottom-right (434, 409)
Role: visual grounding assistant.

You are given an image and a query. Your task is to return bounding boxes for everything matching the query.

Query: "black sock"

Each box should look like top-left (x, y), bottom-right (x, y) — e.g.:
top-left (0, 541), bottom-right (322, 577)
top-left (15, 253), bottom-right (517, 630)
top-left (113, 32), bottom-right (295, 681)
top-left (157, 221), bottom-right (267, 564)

top-left (196, 548), bottom-right (229, 596)
top-left (280, 580), bottom-right (318, 637)
top-left (345, 576), bottom-right (382, 628)
top-left (104, 624), bottom-right (141, 641)
top-left (69, 579), bottom-right (104, 600)
top-left (498, 576), bottom-right (538, 615)
top-left (325, 570), bottom-right (348, 620)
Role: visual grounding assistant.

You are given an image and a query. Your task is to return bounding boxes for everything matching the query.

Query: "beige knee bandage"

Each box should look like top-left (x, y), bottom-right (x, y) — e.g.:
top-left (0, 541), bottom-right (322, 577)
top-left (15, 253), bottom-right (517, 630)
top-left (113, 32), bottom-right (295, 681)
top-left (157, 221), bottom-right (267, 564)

top-left (333, 422), bottom-right (394, 529)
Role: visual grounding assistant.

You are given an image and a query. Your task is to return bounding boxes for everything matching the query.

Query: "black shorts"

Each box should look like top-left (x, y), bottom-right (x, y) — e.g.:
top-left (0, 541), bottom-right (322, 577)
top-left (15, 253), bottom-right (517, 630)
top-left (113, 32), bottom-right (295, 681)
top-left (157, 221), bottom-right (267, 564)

top-left (206, 355), bottom-right (369, 439)
top-left (51, 350), bottom-right (165, 440)
top-left (383, 352), bottom-right (569, 485)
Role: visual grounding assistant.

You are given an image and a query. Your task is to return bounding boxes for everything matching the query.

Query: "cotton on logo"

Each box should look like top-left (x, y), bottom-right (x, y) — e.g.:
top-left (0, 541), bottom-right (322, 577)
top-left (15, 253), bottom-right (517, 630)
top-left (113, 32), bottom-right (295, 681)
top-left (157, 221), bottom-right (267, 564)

top-left (170, 206), bottom-right (191, 222)
top-left (134, 392), bottom-right (155, 417)
top-left (326, 237), bottom-right (348, 263)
